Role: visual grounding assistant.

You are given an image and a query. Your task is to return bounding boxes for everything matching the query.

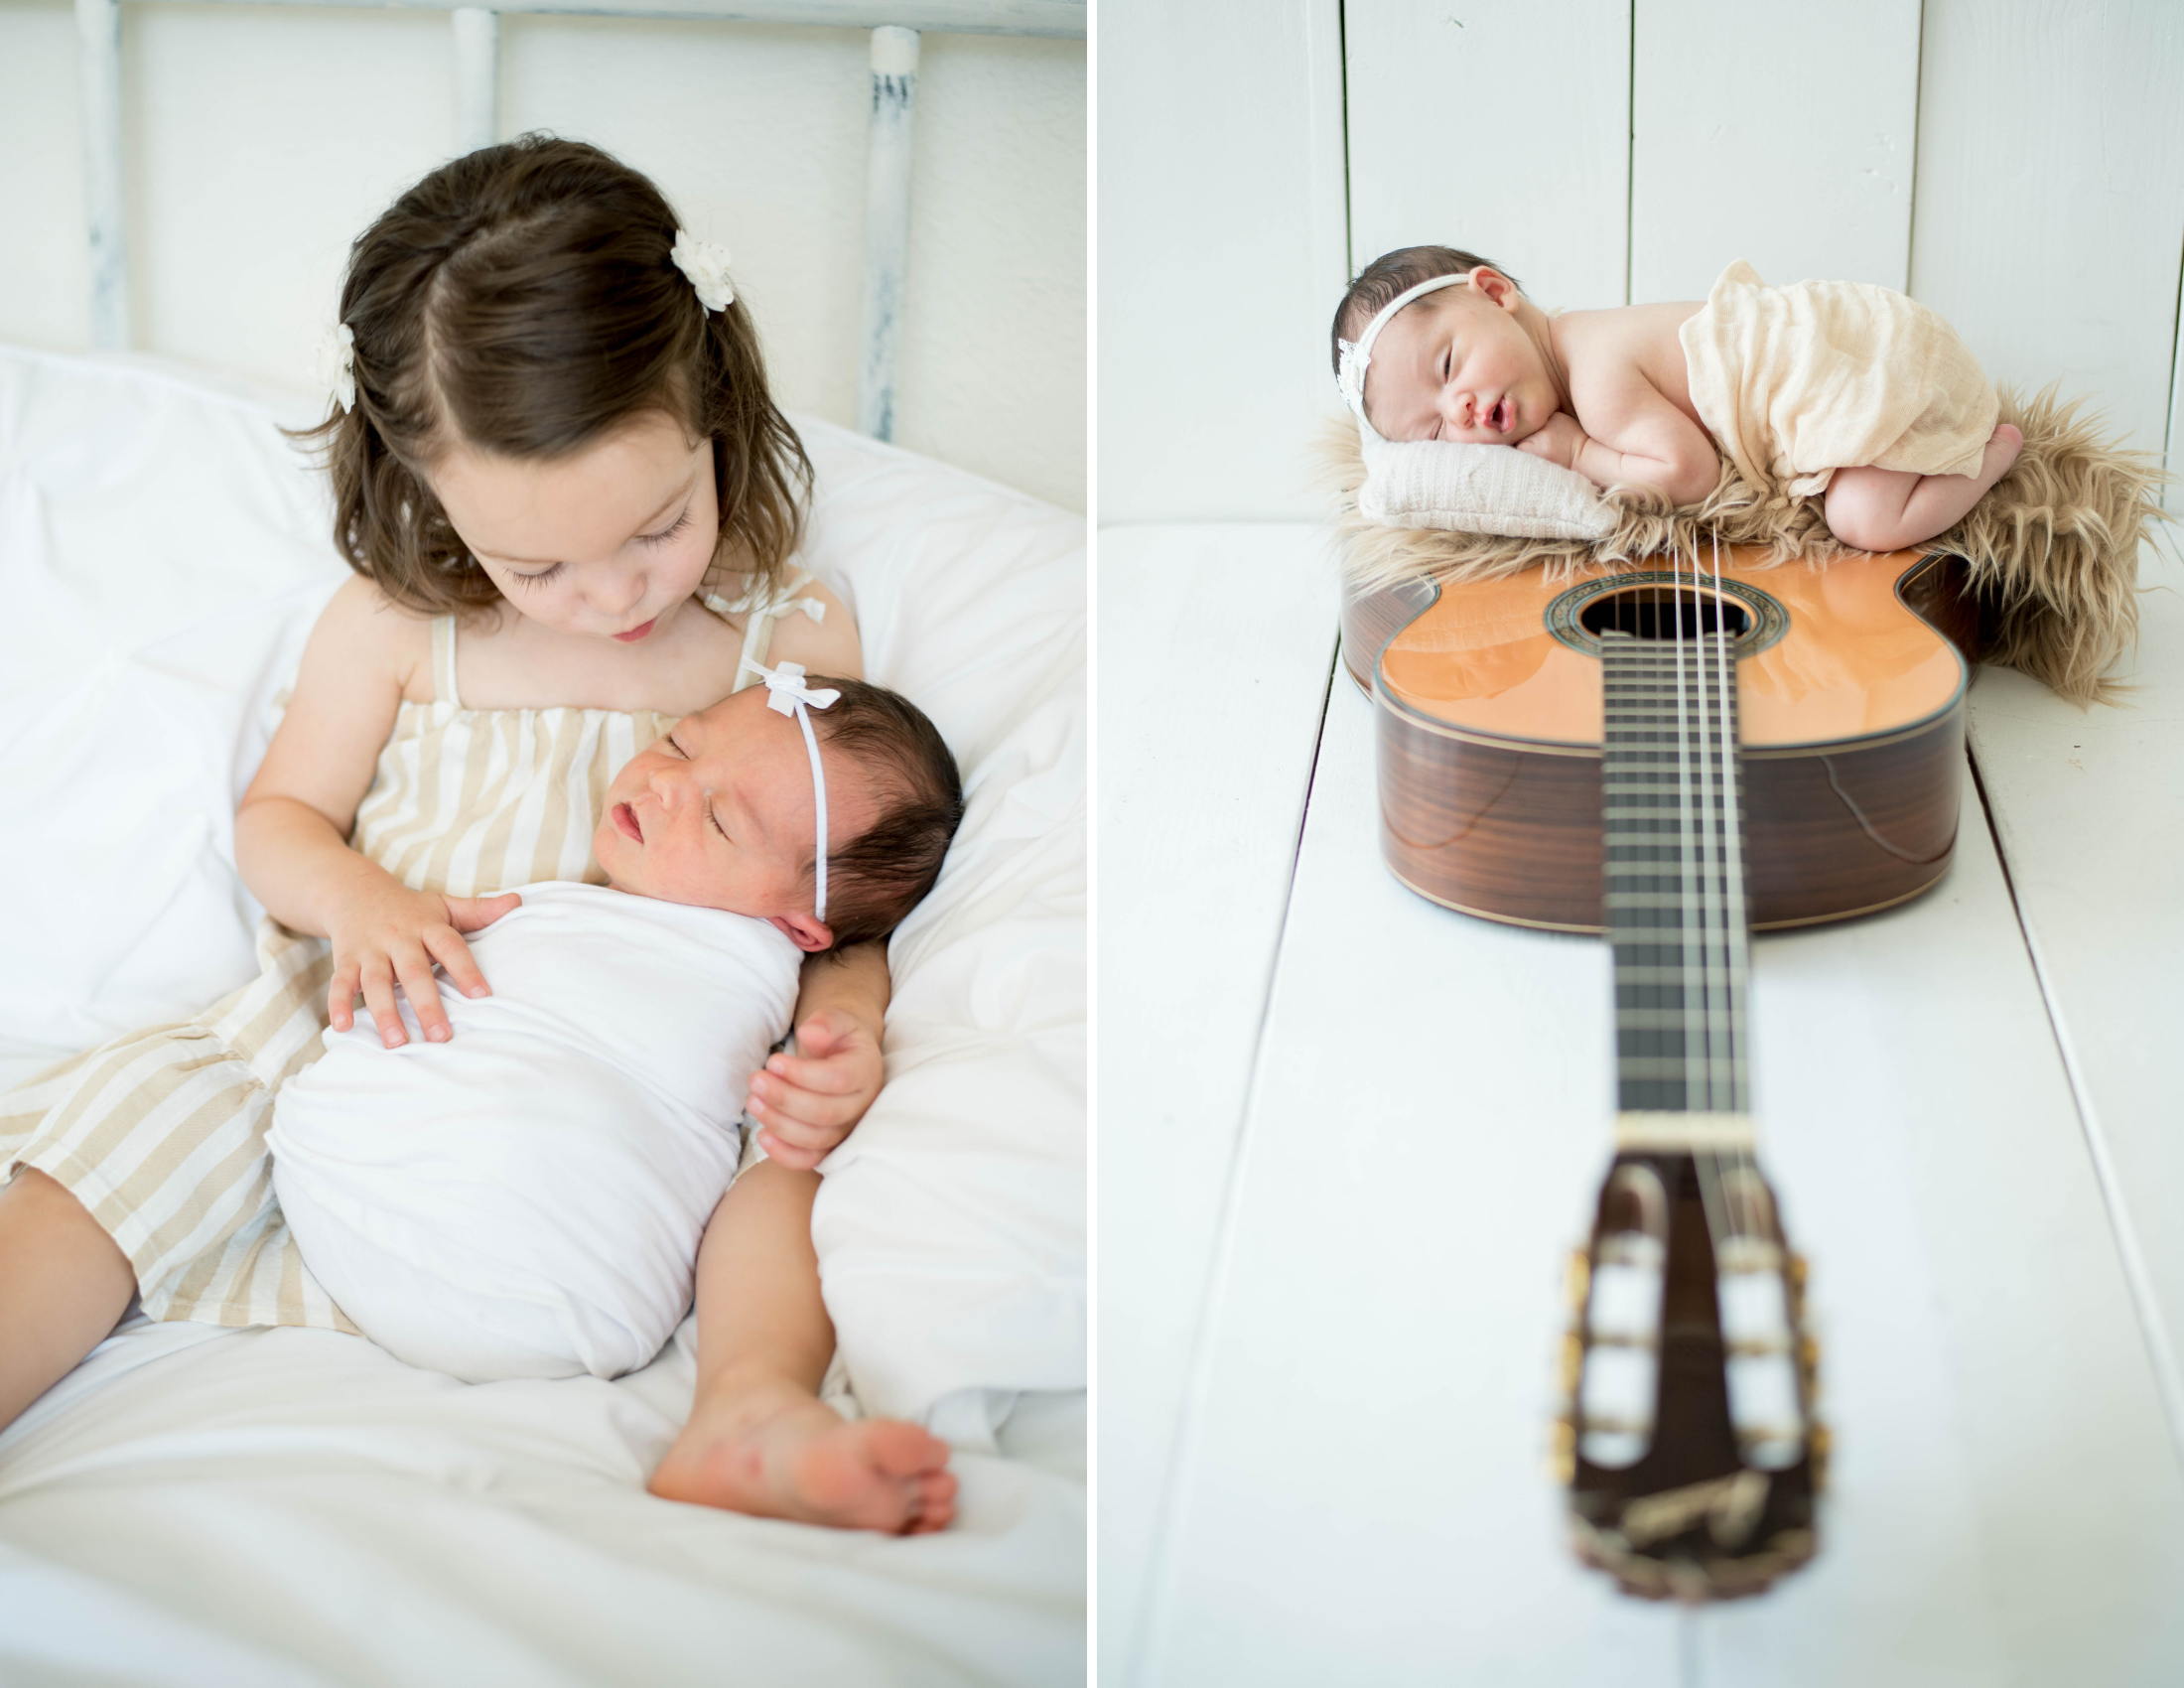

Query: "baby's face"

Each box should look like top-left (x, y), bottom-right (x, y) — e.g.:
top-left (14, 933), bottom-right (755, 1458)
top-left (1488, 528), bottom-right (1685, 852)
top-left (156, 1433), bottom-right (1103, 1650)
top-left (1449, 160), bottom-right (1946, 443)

top-left (1362, 275), bottom-right (1557, 447)
top-left (593, 687), bottom-right (879, 952)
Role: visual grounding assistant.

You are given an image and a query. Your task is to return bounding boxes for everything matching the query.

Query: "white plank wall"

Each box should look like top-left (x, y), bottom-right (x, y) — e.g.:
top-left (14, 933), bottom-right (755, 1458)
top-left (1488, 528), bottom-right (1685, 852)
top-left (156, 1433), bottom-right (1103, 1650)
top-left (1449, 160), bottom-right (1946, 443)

top-left (1344, 0), bottom-right (1631, 312)
top-left (1629, 0), bottom-right (1920, 301)
top-left (1094, 0), bottom-right (1347, 522)
top-left (1910, 0), bottom-right (2184, 459)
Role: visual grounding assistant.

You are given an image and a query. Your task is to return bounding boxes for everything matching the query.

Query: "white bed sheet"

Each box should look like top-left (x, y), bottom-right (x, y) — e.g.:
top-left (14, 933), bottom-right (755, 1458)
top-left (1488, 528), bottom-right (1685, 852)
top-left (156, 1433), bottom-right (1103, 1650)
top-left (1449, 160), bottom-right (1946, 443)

top-left (0, 1315), bottom-right (1085, 1687)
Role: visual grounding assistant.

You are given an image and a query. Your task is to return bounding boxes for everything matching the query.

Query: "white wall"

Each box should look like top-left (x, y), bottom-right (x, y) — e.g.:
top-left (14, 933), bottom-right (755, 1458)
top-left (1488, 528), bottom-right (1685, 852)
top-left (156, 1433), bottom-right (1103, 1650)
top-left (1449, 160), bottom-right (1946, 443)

top-left (0, 1), bottom-right (1084, 510)
top-left (1100, 0), bottom-right (2184, 521)
top-left (1095, 0), bottom-right (1347, 524)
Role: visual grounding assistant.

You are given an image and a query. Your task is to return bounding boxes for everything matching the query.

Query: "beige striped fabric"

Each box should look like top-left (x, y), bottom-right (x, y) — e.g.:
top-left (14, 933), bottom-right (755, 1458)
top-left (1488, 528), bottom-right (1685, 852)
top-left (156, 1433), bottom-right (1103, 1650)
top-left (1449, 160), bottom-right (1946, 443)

top-left (0, 616), bottom-right (674, 1330)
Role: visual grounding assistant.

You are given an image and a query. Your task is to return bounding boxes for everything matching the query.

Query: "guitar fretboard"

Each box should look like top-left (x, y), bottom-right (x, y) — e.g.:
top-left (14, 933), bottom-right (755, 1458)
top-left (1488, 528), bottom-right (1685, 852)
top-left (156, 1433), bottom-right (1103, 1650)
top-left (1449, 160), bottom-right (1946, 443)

top-left (1600, 632), bottom-right (1751, 1115)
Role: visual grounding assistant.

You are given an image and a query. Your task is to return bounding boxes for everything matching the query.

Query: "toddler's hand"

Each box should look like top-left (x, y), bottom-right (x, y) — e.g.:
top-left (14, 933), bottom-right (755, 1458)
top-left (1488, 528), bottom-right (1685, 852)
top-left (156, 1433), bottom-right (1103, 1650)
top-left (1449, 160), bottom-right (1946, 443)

top-left (327, 884), bottom-right (522, 1049)
top-left (746, 1008), bottom-right (884, 1172)
top-left (1515, 410), bottom-right (1586, 473)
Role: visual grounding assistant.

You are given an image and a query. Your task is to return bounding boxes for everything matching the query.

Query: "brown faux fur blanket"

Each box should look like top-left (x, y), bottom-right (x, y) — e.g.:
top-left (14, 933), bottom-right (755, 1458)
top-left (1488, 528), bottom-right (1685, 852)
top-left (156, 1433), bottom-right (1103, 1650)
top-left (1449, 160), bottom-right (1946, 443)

top-left (1316, 385), bottom-right (2170, 704)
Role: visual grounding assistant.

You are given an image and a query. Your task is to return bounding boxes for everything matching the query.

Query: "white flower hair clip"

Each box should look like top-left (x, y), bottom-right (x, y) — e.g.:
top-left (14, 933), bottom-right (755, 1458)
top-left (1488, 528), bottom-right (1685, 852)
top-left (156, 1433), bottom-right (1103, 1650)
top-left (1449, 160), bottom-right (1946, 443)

top-left (671, 230), bottom-right (736, 313)
top-left (315, 321), bottom-right (356, 414)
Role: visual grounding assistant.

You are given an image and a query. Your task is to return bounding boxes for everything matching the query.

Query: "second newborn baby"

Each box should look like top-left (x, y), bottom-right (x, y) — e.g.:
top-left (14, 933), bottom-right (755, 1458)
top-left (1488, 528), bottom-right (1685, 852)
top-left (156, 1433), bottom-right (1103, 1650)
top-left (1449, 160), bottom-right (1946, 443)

top-left (1334, 247), bottom-right (2025, 552)
top-left (269, 670), bottom-right (961, 1384)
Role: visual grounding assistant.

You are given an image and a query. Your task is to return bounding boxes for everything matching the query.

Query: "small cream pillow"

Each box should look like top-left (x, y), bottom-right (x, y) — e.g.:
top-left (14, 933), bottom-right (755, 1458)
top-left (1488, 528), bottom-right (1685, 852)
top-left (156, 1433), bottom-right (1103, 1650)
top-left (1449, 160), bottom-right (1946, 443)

top-left (1357, 438), bottom-right (1617, 540)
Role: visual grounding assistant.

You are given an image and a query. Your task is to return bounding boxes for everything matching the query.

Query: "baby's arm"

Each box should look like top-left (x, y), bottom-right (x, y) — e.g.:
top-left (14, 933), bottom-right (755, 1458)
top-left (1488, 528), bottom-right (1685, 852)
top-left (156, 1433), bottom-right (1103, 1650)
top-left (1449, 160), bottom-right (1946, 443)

top-left (1517, 391), bottom-right (1718, 507)
top-left (236, 579), bottom-right (518, 1047)
top-left (734, 575), bottom-right (892, 1167)
top-left (1518, 310), bottom-right (1718, 507)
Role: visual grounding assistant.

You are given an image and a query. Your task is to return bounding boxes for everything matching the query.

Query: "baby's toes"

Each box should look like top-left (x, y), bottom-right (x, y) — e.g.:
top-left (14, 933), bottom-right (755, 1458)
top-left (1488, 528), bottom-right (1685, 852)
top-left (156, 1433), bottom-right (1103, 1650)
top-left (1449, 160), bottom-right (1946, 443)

top-left (901, 1469), bottom-right (959, 1534)
top-left (866, 1417), bottom-right (952, 1479)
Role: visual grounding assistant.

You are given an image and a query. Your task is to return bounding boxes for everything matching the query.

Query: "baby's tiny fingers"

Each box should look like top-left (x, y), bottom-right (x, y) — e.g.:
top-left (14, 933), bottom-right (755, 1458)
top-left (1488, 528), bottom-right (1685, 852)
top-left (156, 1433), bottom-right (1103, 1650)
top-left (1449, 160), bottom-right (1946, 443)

top-left (763, 1053), bottom-right (865, 1095)
top-left (755, 1130), bottom-right (822, 1172)
top-left (749, 1074), bottom-right (861, 1131)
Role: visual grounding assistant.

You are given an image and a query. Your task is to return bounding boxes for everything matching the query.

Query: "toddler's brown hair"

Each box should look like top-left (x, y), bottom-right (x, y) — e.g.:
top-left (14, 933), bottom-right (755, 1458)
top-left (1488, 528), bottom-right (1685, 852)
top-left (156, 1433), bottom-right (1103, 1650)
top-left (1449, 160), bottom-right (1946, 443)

top-left (299, 134), bottom-right (809, 617)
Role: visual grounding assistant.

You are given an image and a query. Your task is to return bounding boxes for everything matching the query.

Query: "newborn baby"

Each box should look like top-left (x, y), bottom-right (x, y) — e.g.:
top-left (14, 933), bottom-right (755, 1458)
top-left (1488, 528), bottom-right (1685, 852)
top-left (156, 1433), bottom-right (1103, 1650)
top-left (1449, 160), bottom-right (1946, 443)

top-left (269, 668), bottom-right (960, 1384)
top-left (1332, 246), bottom-right (2024, 552)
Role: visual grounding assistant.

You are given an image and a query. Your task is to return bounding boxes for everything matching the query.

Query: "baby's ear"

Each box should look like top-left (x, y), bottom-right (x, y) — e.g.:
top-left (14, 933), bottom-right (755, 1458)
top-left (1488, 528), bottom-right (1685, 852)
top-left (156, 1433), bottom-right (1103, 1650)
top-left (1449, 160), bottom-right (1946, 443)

top-left (1473, 267), bottom-right (1522, 311)
top-left (768, 913), bottom-right (835, 953)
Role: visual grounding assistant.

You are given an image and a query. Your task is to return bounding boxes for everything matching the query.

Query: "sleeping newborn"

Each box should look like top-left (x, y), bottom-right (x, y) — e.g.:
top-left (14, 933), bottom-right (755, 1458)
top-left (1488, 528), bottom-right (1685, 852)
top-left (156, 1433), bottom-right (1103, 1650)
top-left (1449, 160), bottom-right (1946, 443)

top-left (269, 668), bottom-right (961, 1384)
top-left (1332, 247), bottom-right (2024, 553)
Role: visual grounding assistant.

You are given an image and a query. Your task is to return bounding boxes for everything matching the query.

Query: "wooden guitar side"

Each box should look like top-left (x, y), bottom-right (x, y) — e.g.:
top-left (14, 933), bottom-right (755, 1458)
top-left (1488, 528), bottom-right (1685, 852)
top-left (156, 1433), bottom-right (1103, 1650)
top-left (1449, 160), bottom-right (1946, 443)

top-left (1345, 551), bottom-right (1977, 932)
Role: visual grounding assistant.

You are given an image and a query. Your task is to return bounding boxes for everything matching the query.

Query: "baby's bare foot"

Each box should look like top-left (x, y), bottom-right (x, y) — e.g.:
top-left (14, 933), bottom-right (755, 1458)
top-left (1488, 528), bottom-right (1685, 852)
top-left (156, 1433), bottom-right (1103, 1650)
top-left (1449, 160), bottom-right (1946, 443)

top-left (1981, 422), bottom-right (2023, 489)
top-left (648, 1377), bottom-right (957, 1533)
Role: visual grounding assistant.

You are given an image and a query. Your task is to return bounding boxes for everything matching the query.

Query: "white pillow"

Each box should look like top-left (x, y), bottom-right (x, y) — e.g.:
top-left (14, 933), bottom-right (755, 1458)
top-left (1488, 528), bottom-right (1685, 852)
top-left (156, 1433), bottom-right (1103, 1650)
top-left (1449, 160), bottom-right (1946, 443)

top-left (1357, 437), bottom-right (1617, 540)
top-left (792, 427), bottom-right (1088, 1432)
top-left (0, 346), bottom-right (1086, 1432)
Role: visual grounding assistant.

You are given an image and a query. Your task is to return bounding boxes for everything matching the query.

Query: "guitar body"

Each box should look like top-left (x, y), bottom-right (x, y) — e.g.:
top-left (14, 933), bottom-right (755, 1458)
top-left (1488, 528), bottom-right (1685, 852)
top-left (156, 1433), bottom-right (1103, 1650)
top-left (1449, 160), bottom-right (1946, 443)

top-left (1346, 548), bottom-right (1976, 932)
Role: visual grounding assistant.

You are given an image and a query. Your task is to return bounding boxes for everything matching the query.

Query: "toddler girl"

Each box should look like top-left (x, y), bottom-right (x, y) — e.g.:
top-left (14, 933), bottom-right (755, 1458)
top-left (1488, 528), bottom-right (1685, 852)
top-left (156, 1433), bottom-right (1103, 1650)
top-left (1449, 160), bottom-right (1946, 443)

top-left (1332, 244), bottom-right (2024, 551)
top-left (0, 137), bottom-right (947, 1533)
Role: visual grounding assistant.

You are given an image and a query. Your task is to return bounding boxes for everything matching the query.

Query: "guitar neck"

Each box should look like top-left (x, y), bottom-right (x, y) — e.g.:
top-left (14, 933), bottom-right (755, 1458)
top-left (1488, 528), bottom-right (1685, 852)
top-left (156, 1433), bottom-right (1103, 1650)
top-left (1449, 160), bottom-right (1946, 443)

top-left (1600, 631), bottom-right (1752, 1124)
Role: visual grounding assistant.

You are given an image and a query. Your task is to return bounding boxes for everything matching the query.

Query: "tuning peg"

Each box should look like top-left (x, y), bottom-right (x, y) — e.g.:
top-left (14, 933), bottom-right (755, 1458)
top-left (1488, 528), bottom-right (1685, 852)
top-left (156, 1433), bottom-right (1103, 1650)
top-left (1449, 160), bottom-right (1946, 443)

top-left (1787, 1253), bottom-right (1809, 1293)
top-left (1566, 1248), bottom-right (1591, 1315)
top-left (1547, 1414), bottom-right (1575, 1484)
top-left (1558, 1330), bottom-right (1584, 1399)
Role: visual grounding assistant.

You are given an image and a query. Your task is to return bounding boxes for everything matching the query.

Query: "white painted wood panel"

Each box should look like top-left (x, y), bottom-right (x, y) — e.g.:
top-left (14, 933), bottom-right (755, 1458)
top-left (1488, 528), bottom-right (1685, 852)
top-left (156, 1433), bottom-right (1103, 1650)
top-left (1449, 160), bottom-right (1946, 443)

top-left (1142, 679), bottom-right (2184, 1685)
top-left (1911, 0), bottom-right (2184, 458)
top-left (1345, 0), bottom-right (1631, 312)
top-left (1629, 0), bottom-right (1920, 301)
top-left (1962, 537), bottom-right (2184, 1457)
top-left (1095, 0), bottom-right (1347, 522)
top-left (1095, 524), bottom-right (1340, 1682)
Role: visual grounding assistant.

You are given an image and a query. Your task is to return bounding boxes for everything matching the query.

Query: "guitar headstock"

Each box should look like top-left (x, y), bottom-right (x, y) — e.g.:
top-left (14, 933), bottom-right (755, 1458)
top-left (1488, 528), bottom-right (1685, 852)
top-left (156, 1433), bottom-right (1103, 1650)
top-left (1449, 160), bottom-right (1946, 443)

top-left (1551, 1150), bottom-right (1825, 1601)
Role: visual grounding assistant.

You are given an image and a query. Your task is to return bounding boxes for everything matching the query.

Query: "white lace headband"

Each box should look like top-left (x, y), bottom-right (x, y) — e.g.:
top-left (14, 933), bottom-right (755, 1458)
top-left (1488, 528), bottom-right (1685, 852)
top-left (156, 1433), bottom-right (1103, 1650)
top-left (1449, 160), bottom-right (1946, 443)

top-left (1334, 270), bottom-right (1474, 442)
top-left (739, 658), bottom-right (842, 924)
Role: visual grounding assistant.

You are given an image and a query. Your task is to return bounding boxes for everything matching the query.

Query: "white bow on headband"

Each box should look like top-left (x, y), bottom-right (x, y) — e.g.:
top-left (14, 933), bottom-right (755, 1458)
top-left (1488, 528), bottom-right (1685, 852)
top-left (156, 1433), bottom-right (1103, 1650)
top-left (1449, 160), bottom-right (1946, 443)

top-left (740, 658), bottom-right (840, 923)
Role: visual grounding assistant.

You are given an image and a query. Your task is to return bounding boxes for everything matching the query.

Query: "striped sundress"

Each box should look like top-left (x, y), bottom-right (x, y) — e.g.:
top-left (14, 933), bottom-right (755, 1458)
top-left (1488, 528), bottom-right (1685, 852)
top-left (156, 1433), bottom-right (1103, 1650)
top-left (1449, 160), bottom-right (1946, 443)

top-left (0, 576), bottom-right (820, 1331)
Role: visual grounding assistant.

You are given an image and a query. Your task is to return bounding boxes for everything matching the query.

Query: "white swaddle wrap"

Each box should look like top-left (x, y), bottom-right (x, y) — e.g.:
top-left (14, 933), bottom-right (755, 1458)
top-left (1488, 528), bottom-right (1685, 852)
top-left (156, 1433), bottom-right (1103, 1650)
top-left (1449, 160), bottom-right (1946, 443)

top-left (270, 881), bottom-right (802, 1384)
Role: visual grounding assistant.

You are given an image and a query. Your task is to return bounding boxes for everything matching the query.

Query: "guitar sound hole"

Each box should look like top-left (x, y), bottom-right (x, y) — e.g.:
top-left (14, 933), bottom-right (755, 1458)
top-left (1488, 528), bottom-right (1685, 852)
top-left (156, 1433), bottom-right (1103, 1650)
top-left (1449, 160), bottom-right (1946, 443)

top-left (1579, 587), bottom-right (1751, 643)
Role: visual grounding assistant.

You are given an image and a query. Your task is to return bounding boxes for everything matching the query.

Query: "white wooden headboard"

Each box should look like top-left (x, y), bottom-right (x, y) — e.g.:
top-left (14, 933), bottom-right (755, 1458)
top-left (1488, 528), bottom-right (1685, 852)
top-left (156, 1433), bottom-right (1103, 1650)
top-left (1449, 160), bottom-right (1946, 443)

top-left (70, 0), bottom-right (1085, 445)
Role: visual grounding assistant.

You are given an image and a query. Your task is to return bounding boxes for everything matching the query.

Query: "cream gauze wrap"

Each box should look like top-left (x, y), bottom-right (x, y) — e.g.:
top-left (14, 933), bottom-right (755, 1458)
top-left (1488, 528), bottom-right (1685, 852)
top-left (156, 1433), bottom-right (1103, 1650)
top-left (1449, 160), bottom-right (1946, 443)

top-left (1679, 259), bottom-right (1999, 499)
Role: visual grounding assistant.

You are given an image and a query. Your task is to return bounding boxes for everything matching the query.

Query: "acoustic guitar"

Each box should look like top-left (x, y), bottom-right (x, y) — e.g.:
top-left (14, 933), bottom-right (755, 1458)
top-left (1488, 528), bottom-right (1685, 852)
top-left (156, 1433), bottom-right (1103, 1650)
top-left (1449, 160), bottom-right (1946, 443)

top-left (1343, 541), bottom-right (1975, 1601)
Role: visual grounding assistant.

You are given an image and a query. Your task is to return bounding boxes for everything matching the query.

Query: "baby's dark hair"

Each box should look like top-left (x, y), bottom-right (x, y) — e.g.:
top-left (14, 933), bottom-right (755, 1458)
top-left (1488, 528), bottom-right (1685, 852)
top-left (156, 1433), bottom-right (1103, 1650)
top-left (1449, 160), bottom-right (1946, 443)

top-left (806, 679), bottom-right (966, 949)
top-left (296, 134), bottom-right (810, 618)
top-left (1330, 245), bottom-right (1521, 377)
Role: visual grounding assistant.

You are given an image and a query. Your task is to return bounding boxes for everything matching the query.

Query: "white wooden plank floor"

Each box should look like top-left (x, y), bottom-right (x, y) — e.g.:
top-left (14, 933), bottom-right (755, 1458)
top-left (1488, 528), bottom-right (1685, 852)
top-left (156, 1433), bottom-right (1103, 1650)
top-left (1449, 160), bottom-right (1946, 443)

top-left (1095, 525), bottom-right (1341, 1674)
top-left (1100, 521), bottom-right (2184, 1687)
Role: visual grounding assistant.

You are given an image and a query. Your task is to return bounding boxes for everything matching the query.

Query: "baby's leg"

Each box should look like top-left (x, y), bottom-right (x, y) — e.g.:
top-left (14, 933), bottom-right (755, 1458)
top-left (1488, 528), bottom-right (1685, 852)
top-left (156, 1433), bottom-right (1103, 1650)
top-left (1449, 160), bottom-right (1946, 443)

top-left (646, 1159), bottom-right (957, 1532)
top-left (1824, 424), bottom-right (2023, 551)
top-left (0, 1170), bottom-right (138, 1431)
